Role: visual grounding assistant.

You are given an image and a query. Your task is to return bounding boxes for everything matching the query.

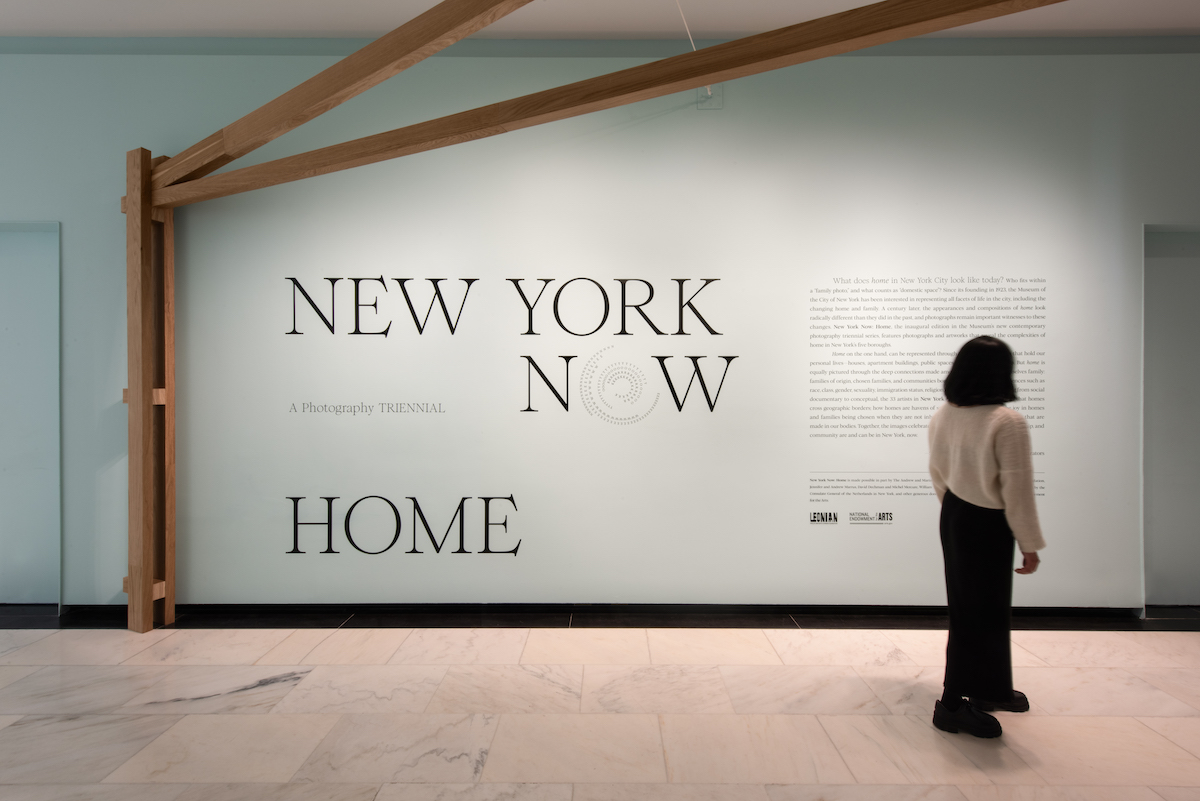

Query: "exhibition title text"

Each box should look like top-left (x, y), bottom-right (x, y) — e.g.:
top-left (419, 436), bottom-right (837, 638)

top-left (285, 276), bottom-right (738, 413)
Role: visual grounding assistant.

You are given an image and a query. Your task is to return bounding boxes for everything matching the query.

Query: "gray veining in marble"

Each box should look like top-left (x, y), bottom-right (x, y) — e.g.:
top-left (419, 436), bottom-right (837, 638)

top-left (720, 665), bottom-right (889, 715)
top-left (0, 630), bottom-right (55, 659)
top-left (0, 714), bottom-right (181, 783)
top-left (293, 713), bottom-right (499, 783)
top-left (0, 786), bottom-right (190, 801)
top-left (427, 665), bottom-right (583, 714)
top-left (581, 664), bottom-right (734, 714)
top-left (117, 666), bottom-right (312, 714)
top-left (271, 665), bottom-right (445, 714)
top-left (0, 665), bottom-right (170, 714)
top-left (174, 784), bottom-right (382, 801)
top-left (576, 785), bottom-right (773, 801)
top-left (376, 784), bottom-right (573, 801)
top-left (0, 629), bottom-right (177, 666)
top-left (767, 787), bottom-right (969, 801)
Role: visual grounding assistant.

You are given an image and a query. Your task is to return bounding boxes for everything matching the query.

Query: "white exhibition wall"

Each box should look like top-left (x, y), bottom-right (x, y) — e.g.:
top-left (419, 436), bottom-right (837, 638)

top-left (2, 44), bottom-right (1199, 606)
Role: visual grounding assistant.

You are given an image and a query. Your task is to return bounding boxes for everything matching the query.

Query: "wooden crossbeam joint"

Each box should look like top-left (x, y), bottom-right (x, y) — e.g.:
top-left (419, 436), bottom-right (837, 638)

top-left (122, 576), bottom-right (167, 601)
top-left (150, 0), bottom-right (536, 190)
top-left (122, 388), bottom-right (167, 405)
top-left (120, 196), bottom-right (169, 222)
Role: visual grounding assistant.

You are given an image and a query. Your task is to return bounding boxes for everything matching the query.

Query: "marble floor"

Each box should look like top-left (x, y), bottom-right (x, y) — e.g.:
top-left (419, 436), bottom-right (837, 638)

top-left (1, 626), bottom-right (1200, 800)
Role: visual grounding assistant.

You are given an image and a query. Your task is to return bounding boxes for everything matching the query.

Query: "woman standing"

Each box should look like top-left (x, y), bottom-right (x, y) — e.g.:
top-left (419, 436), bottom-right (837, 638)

top-left (928, 336), bottom-right (1045, 738)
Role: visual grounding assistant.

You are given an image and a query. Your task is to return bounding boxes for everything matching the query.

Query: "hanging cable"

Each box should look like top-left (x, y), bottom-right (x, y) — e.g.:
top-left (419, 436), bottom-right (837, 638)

top-left (673, 0), bottom-right (712, 97)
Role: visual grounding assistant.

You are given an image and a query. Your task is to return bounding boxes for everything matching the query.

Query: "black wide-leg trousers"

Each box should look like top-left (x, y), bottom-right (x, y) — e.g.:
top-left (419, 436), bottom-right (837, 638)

top-left (940, 489), bottom-right (1016, 702)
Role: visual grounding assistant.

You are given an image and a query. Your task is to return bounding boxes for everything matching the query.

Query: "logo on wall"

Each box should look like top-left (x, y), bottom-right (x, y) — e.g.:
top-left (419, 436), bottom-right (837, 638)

top-left (849, 512), bottom-right (894, 525)
top-left (580, 347), bottom-right (660, 425)
top-left (810, 512), bottom-right (839, 524)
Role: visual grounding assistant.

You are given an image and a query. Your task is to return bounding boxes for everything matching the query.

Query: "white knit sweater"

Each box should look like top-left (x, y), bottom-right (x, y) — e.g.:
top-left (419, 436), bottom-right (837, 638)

top-left (928, 403), bottom-right (1046, 553)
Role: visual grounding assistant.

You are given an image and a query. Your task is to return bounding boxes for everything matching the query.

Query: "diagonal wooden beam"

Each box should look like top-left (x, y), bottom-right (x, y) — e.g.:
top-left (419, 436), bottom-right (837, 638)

top-left (150, 0), bottom-right (536, 190)
top-left (154, 0), bottom-right (1064, 209)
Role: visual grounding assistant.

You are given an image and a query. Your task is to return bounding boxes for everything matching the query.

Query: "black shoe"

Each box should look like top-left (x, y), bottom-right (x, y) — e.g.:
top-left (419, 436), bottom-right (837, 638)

top-left (970, 690), bottom-right (1030, 713)
top-left (933, 700), bottom-right (1002, 738)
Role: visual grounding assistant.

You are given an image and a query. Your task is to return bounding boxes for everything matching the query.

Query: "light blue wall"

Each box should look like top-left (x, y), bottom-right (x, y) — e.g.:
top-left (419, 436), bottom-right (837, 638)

top-left (0, 223), bottom-right (60, 603)
top-left (1, 43), bottom-right (1198, 605)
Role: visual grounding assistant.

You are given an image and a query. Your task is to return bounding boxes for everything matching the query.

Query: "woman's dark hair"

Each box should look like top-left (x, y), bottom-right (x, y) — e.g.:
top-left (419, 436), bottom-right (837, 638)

top-left (943, 336), bottom-right (1018, 405)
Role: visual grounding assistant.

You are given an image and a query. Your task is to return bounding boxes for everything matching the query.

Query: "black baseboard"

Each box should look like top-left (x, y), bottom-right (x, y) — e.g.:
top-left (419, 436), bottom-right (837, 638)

top-left (4, 602), bottom-right (1196, 631)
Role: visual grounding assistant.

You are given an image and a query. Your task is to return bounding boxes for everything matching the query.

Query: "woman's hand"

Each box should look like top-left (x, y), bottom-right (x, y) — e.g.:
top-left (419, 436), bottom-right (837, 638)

top-left (1016, 551), bottom-right (1040, 575)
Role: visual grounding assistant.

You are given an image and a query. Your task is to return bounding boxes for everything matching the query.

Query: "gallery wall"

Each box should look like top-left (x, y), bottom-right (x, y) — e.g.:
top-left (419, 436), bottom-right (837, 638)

top-left (1, 41), bottom-right (1198, 607)
top-left (0, 223), bottom-right (60, 603)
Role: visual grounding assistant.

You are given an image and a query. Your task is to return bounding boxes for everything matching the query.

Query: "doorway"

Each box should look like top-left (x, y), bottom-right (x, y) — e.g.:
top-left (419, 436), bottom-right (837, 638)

top-left (1144, 226), bottom-right (1200, 605)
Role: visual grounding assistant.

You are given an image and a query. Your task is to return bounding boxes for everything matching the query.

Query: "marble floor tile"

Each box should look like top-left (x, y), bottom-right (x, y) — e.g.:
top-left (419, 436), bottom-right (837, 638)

top-left (647, 629), bottom-right (782, 665)
top-left (0, 629), bottom-right (177, 666)
top-left (582, 665), bottom-right (734, 714)
top-left (482, 713), bottom-right (666, 783)
top-left (105, 713), bottom-right (339, 783)
top-left (426, 664), bottom-right (582, 714)
top-left (122, 629), bottom-right (295, 666)
top-left (818, 714), bottom-right (992, 784)
top-left (0, 630), bottom-right (54, 659)
top-left (0, 665), bottom-right (39, 690)
top-left (766, 629), bottom-right (915, 667)
top-left (0, 714), bottom-right (180, 783)
top-left (521, 628), bottom-right (651, 664)
top-left (957, 788), bottom-right (1166, 801)
top-left (660, 714), bottom-right (854, 784)
top-left (272, 665), bottom-right (445, 714)
top-left (174, 784), bottom-right (381, 801)
top-left (300, 628), bottom-right (411, 665)
top-left (926, 719), bottom-right (1044, 785)
top-left (255, 630), bottom-right (336, 665)
top-left (720, 665), bottom-right (889, 715)
top-left (885, 630), bottom-right (1046, 668)
top-left (1120, 632), bottom-right (1200, 669)
top-left (389, 629), bottom-right (529, 665)
top-left (767, 787), bottom-right (969, 801)
top-left (1012, 667), bottom-right (1199, 716)
top-left (576, 786), bottom-right (772, 801)
top-left (0, 714), bottom-right (20, 731)
top-left (376, 784), bottom-right (572, 800)
top-left (294, 713), bottom-right (497, 783)
top-left (1011, 631), bottom-right (1183, 669)
top-left (1139, 716), bottom-right (1200, 759)
top-left (1155, 789), bottom-right (1200, 801)
top-left (854, 666), bottom-right (945, 716)
top-left (1131, 668), bottom-right (1200, 711)
top-left (0, 785), bottom-right (189, 801)
top-left (117, 666), bottom-right (312, 714)
top-left (0, 665), bottom-right (169, 713)
top-left (999, 715), bottom-right (1200, 785)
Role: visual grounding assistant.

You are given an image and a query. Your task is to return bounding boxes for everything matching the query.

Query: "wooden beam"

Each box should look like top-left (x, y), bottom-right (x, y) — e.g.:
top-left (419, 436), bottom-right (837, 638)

top-left (154, 0), bottom-right (1064, 209)
top-left (150, 0), bottom-right (535, 190)
top-left (126, 148), bottom-right (156, 634)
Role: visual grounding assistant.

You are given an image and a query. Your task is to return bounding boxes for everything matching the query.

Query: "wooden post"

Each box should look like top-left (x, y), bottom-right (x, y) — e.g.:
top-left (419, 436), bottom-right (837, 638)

top-left (125, 150), bottom-right (174, 631)
top-left (126, 148), bottom-right (156, 632)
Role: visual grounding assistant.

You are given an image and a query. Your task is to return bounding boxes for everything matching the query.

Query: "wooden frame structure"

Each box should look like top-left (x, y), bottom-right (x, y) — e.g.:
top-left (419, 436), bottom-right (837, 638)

top-left (121, 0), bottom-right (1064, 632)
